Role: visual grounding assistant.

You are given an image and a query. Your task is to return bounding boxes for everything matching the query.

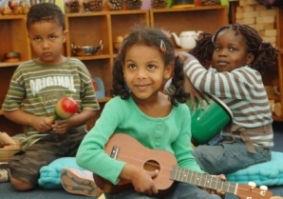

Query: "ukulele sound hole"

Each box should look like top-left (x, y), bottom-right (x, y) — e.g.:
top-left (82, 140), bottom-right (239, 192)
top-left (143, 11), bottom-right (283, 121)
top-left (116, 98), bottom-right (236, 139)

top-left (143, 160), bottom-right (160, 172)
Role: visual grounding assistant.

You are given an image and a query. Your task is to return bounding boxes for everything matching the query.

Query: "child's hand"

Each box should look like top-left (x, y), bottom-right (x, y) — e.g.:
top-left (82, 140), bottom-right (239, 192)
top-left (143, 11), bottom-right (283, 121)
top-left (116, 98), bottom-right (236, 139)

top-left (202, 174), bottom-right (226, 199)
top-left (131, 169), bottom-right (159, 196)
top-left (52, 120), bottom-right (71, 134)
top-left (32, 116), bottom-right (53, 133)
top-left (184, 75), bottom-right (210, 110)
top-left (178, 51), bottom-right (197, 64)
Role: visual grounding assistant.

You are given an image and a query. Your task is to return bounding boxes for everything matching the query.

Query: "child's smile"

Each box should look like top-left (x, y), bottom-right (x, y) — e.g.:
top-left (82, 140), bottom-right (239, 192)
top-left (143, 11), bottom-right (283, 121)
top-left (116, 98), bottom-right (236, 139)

top-left (135, 83), bottom-right (151, 91)
top-left (123, 44), bottom-right (170, 100)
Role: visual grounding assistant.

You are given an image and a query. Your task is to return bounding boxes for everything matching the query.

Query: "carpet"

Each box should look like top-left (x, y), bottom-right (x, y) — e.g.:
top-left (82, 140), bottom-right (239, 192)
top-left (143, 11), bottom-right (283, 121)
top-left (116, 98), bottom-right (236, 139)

top-left (1, 122), bottom-right (283, 199)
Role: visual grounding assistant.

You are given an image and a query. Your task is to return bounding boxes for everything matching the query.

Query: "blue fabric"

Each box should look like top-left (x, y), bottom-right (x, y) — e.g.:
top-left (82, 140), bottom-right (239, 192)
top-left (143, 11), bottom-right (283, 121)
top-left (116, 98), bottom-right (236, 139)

top-left (194, 140), bottom-right (271, 174)
top-left (105, 182), bottom-right (221, 199)
top-left (38, 157), bottom-right (83, 189)
top-left (38, 152), bottom-right (283, 190)
top-left (226, 151), bottom-right (283, 186)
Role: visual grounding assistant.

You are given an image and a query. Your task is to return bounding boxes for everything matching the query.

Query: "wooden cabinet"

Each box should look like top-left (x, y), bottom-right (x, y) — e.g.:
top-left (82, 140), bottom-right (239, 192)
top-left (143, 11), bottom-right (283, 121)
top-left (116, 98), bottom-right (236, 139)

top-left (261, 8), bottom-right (283, 121)
top-left (273, 8), bottom-right (283, 121)
top-left (0, 6), bottom-right (228, 135)
top-left (0, 15), bottom-right (31, 135)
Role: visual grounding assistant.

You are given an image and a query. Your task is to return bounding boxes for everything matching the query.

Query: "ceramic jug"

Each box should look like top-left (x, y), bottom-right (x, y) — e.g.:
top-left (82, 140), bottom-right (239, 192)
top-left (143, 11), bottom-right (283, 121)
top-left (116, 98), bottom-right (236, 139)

top-left (171, 30), bottom-right (202, 50)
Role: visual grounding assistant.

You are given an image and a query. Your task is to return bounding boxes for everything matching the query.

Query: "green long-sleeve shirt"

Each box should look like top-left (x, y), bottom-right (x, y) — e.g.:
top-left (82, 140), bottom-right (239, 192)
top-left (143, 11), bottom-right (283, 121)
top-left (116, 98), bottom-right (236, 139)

top-left (76, 96), bottom-right (204, 184)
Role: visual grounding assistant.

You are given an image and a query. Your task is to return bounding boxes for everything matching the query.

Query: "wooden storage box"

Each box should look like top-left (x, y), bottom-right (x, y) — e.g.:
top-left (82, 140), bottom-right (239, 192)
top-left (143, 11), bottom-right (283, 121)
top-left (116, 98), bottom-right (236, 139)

top-left (0, 137), bottom-right (20, 162)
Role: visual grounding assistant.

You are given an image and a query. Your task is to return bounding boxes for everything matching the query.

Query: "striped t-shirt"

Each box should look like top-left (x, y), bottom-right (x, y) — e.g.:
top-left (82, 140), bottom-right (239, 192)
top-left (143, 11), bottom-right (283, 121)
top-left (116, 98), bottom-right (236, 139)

top-left (2, 58), bottom-right (100, 135)
top-left (184, 59), bottom-right (273, 148)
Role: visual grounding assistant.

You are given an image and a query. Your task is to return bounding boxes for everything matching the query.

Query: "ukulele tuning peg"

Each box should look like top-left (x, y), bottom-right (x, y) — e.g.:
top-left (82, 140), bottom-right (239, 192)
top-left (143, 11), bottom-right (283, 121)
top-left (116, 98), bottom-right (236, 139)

top-left (260, 185), bottom-right (268, 191)
top-left (248, 181), bottom-right (256, 189)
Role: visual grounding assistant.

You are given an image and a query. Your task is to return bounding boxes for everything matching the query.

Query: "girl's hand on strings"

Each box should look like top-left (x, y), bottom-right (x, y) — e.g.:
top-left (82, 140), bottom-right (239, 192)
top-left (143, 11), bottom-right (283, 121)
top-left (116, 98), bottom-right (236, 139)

top-left (202, 174), bottom-right (226, 199)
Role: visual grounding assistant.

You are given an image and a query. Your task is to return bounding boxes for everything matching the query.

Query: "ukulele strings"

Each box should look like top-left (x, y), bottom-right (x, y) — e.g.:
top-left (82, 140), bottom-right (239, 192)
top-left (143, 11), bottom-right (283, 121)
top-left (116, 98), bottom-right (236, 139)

top-left (112, 151), bottom-right (270, 197)
top-left (113, 152), bottom-right (224, 185)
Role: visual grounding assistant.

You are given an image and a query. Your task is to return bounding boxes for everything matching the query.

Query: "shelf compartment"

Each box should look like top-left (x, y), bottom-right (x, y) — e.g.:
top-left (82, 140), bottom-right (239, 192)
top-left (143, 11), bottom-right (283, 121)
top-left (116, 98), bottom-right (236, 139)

top-left (268, 94), bottom-right (281, 101)
top-left (0, 16), bottom-right (31, 62)
top-left (150, 6), bottom-right (228, 34)
top-left (83, 59), bottom-right (113, 97)
top-left (0, 67), bottom-right (18, 106)
top-left (65, 13), bottom-right (111, 57)
top-left (110, 10), bottom-right (150, 45)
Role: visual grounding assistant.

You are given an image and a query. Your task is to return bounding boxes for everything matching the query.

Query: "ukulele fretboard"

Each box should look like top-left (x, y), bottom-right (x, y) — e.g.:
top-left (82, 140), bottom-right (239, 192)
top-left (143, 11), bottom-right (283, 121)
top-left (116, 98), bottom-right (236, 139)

top-left (170, 166), bottom-right (237, 194)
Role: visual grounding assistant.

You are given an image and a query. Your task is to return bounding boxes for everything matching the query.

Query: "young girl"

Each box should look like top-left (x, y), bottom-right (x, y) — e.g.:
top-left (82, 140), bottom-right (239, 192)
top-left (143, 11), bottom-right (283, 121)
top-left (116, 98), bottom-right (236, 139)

top-left (177, 24), bottom-right (277, 175)
top-left (73, 28), bottom-right (224, 199)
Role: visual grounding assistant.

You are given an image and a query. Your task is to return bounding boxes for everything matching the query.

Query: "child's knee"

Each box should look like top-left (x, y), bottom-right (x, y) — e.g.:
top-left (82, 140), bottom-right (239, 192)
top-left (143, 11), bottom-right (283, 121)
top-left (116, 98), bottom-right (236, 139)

top-left (10, 175), bottom-right (35, 191)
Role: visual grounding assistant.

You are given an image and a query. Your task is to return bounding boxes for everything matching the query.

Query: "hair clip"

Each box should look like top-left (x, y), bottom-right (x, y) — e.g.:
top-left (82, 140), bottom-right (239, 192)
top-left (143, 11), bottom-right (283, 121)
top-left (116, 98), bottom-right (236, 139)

top-left (160, 39), bottom-right (166, 52)
top-left (174, 51), bottom-right (178, 59)
top-left (211, 35), bottom-right (215, 43)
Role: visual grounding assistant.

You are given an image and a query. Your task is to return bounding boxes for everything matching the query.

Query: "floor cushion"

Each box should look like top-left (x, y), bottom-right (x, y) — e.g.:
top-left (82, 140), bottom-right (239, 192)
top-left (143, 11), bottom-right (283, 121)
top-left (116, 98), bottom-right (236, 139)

top-left (226, 151), bottom-right (283, 186)
top-left (38, 157), bottom-right (84, 189)
top-left (39, 152), bottom-right (283, 189)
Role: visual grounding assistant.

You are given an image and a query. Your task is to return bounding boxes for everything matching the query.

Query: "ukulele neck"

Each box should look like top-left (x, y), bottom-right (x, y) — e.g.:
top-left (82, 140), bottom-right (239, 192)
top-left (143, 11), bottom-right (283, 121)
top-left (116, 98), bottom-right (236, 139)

top-left (170, 166), bottom-right (237, 195)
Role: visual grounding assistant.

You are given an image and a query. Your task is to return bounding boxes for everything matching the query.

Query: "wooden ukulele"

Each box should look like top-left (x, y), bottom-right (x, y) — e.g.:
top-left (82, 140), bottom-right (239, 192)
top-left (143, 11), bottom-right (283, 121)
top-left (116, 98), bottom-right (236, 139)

top-left (93, 133), bottom-right (273, 199)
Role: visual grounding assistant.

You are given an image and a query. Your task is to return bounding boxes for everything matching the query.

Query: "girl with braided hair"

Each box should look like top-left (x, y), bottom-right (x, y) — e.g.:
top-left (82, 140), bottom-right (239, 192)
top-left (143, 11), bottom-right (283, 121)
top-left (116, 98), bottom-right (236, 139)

top-left (74, 28), bottom-right (226, 199)
top-left (167, 23), bottom-right (277, 175)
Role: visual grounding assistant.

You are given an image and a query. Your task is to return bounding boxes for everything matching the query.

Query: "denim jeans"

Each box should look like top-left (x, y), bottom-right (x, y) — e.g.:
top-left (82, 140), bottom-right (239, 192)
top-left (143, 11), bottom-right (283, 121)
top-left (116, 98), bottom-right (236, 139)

top-left (105, 182), bottom-right (221, 199)
top-left (193, 140), bottom-right (271, 174)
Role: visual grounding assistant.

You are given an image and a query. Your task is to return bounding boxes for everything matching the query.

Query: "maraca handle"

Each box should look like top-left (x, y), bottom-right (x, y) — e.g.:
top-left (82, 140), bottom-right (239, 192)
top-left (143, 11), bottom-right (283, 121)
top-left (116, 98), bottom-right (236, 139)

top-left (49, 115), bottom-right (56, 124)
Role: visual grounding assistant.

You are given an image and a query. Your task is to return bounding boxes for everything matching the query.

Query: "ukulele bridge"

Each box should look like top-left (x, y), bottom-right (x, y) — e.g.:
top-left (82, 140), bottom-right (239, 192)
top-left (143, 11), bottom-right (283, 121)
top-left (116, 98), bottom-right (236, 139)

top-left (110, 146), bottom-right (120, 159)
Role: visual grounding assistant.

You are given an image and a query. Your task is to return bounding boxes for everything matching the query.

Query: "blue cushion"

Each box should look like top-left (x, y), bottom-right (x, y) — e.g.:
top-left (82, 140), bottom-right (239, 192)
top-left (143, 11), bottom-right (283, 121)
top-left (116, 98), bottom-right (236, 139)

top-left (38, 157), bottom-right (83, 189)
top-left (39, 152), bottom-right (283, 189)
top-left (226, 151), bottom-right (283, 186)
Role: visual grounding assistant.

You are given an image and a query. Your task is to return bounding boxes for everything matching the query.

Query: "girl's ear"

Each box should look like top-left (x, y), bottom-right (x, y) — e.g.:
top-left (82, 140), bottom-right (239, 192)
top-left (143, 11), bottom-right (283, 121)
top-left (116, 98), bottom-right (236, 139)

top-left (164, 62), bottom-right (174, 79)
top-left (246, 52), bottom-right (254, 65)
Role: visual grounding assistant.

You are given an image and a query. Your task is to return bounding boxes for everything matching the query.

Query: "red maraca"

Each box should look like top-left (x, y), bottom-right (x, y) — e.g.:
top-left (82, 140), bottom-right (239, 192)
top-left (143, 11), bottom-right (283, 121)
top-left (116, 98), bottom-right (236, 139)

top-left (50, 97), bottom-right (78, 123)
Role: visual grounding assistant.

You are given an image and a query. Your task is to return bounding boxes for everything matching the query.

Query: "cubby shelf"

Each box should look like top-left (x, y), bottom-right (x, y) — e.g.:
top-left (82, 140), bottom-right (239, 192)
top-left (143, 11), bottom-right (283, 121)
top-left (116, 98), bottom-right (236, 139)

top-left (0, 6), bottom-right (231, 135)
top-left (264, 8), bottom-right (283, 121)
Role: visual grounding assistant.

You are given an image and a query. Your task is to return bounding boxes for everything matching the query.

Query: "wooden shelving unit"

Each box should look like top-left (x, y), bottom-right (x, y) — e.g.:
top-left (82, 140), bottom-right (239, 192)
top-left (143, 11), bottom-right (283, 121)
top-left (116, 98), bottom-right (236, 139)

top-left (262, 8), bottom-right (283, 121)
top-left (275, 8), bottom-right (283, 121)
top-left (0, 6), bottom-right (229, 135)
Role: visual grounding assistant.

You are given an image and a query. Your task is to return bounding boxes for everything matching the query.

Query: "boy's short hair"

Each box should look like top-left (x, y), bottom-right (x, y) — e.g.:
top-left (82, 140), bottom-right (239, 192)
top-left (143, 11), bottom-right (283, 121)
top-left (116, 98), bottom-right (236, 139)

top-left (26, 3), bottom-right (65, 30)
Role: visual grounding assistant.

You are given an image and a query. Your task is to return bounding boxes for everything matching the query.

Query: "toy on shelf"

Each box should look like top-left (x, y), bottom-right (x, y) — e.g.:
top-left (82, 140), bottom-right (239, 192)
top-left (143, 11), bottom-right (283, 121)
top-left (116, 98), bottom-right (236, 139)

top-left (151, 0), bottom-right (167, 8)
top-left (125, 0), bottom-right (142, 10)
top-left (108, 0), bottom-right (123, 10)
top-left (0, 0), bottom-right (30, 15)
top-left (201, 0), bottom-right (220, 6)
top-left (83, 0), bottom-right (105, 12)
top-left (272, 78), bottom-right (280, 96)
top-left (71, 40), bottom-right (103, 56)
top-left (65, 0), bottom-right (81, 12)
top-left (113, 35), bottom-right (126, 53)
top-left (3, 52), bottom-right (20, 62)
top-left (92, 77), bottom-right (105, 99)
top-left (171, 30), bottom-right (203, 50)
